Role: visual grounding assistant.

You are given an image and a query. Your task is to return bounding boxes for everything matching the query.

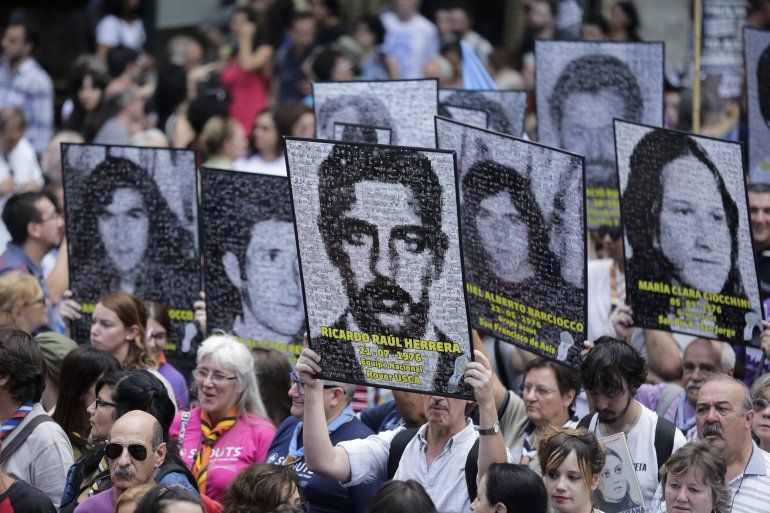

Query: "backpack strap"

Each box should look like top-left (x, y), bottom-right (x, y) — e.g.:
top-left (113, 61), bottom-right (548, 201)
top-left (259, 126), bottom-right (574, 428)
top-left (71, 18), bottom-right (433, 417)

top-left (654, 416), bottom-right (677, 474)
top-left (576, 413), bottom-right (594, 430)
top-left (656, 384), bottom-right (684, 418)
top-left (0, 414), bottom-right (54, 465)
top-left (464, 438), bottom-right (480, 501)
top-left (387, 428), bottom-right (418, 480)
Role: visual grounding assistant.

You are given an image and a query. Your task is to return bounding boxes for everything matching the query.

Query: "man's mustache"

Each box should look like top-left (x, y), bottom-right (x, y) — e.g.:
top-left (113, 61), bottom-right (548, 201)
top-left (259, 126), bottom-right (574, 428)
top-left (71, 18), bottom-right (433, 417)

top-left (686, 379), bottom-right (703, 389)
top-left (702, 422), bottom-right (724, 439)
top-left (359, 277), bottom-right (412, 310)
top-left (114, 466), bottom-right (135, 478)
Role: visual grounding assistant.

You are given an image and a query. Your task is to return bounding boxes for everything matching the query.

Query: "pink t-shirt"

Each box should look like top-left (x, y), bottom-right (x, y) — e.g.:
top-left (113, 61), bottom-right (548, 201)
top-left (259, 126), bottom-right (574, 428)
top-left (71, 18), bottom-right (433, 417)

top-left (170, 408), bottom-right (276, 502)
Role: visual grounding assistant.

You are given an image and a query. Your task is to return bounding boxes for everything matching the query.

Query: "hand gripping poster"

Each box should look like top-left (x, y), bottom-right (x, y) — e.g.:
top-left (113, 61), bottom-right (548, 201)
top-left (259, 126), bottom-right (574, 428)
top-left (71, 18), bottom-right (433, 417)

top-left (62, 143), bottom-right (200, 365)
top-left (536, 40), bottom-right (663, 229)
top-left (285, 138), bottom-right (473, 398)
top-left (594, 433), bottom-right (647, 513)
top-left (199, 167), bottom-right (305, 360)
top-left (745, 27), bottom-right (770, 181)
top-left (616, 120), bottom-right (763, 345)
top-left (436, 116), bottom-right (586, 369)
top-left (438, 88), bottom-right (528, 137)
top-left (313, 79), bottom-right (438, 148)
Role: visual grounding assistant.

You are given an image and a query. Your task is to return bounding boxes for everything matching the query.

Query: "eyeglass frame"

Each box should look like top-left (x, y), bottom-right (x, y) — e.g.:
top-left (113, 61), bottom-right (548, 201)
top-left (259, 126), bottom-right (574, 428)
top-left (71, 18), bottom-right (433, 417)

top-left (521, 383), bottom-right (556, 398)
top-left (19, 295), bottom-right (48, 308)
top-left (105, 441), bottom-right (154, 461)
top-left (93, 397), bottom-right (117, 410)
top-left (193, 367), bottom-right (239, 385)
top-left (752, 398), bottom-right (770, 412)
top-left (289, 371), bottom-right (342, 395)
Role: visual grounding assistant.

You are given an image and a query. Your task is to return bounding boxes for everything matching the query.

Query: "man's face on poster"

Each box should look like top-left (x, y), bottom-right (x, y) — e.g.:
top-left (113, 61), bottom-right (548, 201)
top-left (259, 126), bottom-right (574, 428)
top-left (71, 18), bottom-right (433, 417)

top-left (336, 180), bottom-right (436, 335)
top-left (655, 154), bottom-right (731, 293)
top-left (236, 220), bottom-right (304, 336)
top-left (559, 89), bottom-right (624, 187)
top-left (98, 187), bottom-right (149, 273)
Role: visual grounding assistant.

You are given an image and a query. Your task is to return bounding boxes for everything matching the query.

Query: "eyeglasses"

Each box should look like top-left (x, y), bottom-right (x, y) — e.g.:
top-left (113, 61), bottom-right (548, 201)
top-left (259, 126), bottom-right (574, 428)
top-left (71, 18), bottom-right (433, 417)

top-left (105, 442), bottom-right (149, 461)
top-left (289, 371), bottom-right (340, 395)
top-left (522, 384), bottom-right (555, 398)
top-left (752, 398), bottom-right (770, 412)
top-left (21, 296), bottom-right (47, 308)
top-left (193, 367), bottom-right (238, 384)
top-left (597, 226), bottom-right (622, 241)
top-left (93, 397), bottom-right (117, 410)
top-left (34, 212), bottom-right (61, 224)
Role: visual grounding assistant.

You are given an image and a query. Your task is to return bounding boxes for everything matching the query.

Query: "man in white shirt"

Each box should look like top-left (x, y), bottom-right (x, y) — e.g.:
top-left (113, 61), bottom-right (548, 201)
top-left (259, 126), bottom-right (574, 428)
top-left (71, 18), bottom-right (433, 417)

top-left (296, 345), bottom-right (510, 513)
top-left (580, 337), bottom-right (686, 508)
top-left (380, 0), bottom-right (439, 78)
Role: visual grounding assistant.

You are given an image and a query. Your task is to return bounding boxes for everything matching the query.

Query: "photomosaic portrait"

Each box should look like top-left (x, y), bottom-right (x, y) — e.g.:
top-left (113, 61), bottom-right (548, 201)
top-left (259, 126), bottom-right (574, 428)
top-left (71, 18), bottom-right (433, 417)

top-left (536, 40), bottom-right (663, 229)
top-left (616, 120), bottom-right (763, 346)
top-left (745, 27), bottom-right (770, 181)
top-left (313, 79), bottom-right (438, 148)
top-left (62, 143), bottom-right (200, 351)
top-left (593, 433), bottom-right (646, 513)
top-left (285, 138), bottom-right (473, 398)
top-left (199, 167), bottom-right (305, 359)
top-left (438, 88), bottom-right (528, 137)
top-left (436, 116), bottom-right (586, 369)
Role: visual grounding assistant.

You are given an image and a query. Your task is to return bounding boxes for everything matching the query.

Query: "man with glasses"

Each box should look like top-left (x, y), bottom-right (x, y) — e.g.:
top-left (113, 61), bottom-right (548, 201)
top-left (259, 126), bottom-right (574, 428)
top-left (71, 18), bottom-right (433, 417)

top-left (0, 328), bottom-right (72, 507)
top-left (0, 191), bottom-right (64, 332)
top-left (649, 375), bottom-right (770, 513)
top-left (265, 370), bottom-right (382, 513)
top-left (75, 410), bottom-right (167, 513)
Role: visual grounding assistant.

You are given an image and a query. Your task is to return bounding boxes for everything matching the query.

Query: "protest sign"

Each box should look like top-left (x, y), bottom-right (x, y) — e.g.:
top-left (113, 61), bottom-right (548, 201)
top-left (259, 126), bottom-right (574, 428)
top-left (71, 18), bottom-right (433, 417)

top-left (594, 433), bottom-right (647, 513)
top-left (745, 27), bottom-right (770, 181)
top-left (333, 122), bottom-right (392, 145)
top-left (438, 89), bottom-right (527, 137)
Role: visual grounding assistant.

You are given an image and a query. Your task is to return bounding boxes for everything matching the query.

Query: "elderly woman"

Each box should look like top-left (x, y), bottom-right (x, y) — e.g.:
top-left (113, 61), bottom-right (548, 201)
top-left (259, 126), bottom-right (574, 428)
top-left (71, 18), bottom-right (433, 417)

top-left (0, 271), bottom-right (49, 334)
top-left (170, 335), bottom-right (276, 502)
top-left (660, 442), bottom-right (731, 513)
top-left (538, 428), bottom-right (605, 513)
top-left (751, 373), bottom-right (770, 451)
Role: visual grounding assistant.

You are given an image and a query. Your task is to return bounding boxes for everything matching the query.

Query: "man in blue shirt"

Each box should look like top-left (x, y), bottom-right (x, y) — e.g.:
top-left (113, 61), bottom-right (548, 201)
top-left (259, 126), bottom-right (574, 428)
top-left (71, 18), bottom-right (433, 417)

top-left (265, 371), bottom-right (381, 513)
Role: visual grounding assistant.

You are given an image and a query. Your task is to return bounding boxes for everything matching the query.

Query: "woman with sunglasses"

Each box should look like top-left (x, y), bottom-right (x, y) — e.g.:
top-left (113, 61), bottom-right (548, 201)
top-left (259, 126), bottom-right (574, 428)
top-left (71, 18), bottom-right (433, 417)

top-left (262, 369), bottom-right (381, 513)
top-left (751, 373), bottom-right (770, 451)
top-left (60, 370), bottom-right (197, 513)
top-left (170, 335), bottom-right (275, 503)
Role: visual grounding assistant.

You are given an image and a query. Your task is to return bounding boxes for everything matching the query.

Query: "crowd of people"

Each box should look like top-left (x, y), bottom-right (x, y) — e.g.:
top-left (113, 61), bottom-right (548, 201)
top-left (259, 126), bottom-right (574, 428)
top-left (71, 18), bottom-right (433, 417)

top-left (2, 0), bottom-right (770, 512)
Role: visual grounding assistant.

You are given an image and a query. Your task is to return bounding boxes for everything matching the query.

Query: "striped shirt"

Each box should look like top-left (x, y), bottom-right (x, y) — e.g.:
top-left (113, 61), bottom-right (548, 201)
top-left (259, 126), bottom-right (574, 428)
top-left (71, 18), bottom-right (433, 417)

top-left (649, 442), bottom-right (770, 513)
top-left (0, 58), bottom-right (53, 154)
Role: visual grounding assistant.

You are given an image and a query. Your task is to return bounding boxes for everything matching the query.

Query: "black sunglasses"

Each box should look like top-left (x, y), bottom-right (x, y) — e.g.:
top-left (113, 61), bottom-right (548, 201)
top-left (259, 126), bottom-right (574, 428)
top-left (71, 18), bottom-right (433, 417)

top-left (753, 398), bottom-right (769, 412)
top-left (105, 442), bottom-right (149, 461)
top-left (597, 226), bottom-right (622, 241)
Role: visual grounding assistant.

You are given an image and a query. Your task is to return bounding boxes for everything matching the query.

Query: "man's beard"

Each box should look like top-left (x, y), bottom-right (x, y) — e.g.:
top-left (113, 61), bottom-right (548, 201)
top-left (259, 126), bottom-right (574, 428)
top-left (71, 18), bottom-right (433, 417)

top-left (347, 275), bottom-right (430, 337)
top-left (597, 393), bottom-right (633, 425)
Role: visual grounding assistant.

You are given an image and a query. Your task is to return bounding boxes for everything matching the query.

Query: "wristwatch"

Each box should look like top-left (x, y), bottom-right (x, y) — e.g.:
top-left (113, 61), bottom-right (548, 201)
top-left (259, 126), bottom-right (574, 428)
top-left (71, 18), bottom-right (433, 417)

top-left (476, 422), bottom-right (500, 436)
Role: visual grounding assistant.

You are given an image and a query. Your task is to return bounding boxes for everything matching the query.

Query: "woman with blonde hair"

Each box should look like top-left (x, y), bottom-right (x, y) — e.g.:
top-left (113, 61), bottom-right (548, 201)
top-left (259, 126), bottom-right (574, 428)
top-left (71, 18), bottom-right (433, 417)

top-left (170, 334), bottom-right (275, 502)
top-left (200, 116), bottom-right (248, 169)
top-left (660, 442), bottom-right (731, 513)
top-left (0, 271), bottom-right (49, 334)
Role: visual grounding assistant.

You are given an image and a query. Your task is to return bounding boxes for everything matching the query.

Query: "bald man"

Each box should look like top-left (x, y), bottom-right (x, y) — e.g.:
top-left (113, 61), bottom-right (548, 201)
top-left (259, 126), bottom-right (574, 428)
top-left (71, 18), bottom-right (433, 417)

top-left (75, 411), bottom-right (167, 513)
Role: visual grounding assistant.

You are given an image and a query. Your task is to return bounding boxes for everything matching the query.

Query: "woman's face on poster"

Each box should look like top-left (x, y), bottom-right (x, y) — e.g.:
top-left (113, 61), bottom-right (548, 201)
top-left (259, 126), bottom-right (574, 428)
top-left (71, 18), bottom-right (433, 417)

top-left (598, 453), bottom-right (627, 503)
top-left (475, 190), bottom-right (531, 284)
top-left (656, 154), bottom-right (732, 293)
top-left (97, 187), bottom-right (149, 273)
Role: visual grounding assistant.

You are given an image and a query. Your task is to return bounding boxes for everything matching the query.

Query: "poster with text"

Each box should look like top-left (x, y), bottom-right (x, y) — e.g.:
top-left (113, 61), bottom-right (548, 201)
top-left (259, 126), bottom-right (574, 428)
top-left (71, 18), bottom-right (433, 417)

top-left (199, 167), bottom-right (304, 360)
top-left (438, 89), bottom-right (527, 137)
top-left (536, 40), bottom-right (663, 229)
top-left (285, 139), bottom-right (473, 398)
top-left (62, 143), bottom-right (200, 370)
top-left (746, 27), bottom-right (770, 181)
top-left (594, 433), bottom-right (646, 513)
top-left (333, 122), bottom-right (393, 145)
top-left (313, 79), bottom-right (438, 148)
top-left (616, 120), bottom-right (762, 345)
top-left (701, 0), bottom-right (748, 101)
top-left (436, 116), bottom-right (586, 369)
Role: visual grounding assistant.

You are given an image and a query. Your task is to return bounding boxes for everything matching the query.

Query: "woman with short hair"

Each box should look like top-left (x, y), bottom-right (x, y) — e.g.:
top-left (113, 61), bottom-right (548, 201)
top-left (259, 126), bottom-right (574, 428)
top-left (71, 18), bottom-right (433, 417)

top-left (751, 373), bottom-right (770, 452)
top-left (660, 442), bottom-right (731, 513)
top-left (0, 271), bottom-right (49, 334)
top-left (223, 464), bottom-right (304, 513)
top-left (171, 335), bottom-right (276, 502)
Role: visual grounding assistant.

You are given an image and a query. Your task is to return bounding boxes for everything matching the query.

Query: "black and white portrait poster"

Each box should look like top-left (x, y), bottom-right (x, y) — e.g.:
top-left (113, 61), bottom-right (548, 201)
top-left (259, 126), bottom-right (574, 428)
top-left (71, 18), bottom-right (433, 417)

top-left (199, 167), bottom-right (304, 360)
top-left (313, 79), bottom-right (438, 148)
top-left (436, 116), bottom-right (586, 369)
top-left (701, 0), bottom-right (748, 100)
top-left (333, 122), bottom-right (392, 145)
top-left (285, 139), bottom-right (473, 398)
top-left (438, 89), bottom-right (527, 137)
top-left (594, 433), bottom-right (646, 513)
top-left (536, 40), bottom-right (663, 229)
top-left (745, 27), bottom-right (770, 181)
top-left (616, 120), bottom-right (763, 345)
top-left (62, 143), bottom-right (200, 357)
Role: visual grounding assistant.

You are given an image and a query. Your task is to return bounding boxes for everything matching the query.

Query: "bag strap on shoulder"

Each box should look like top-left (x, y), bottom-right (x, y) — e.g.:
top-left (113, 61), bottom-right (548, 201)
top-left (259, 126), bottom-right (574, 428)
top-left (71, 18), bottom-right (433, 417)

top-left (0, 414), bottom-right (54, 465)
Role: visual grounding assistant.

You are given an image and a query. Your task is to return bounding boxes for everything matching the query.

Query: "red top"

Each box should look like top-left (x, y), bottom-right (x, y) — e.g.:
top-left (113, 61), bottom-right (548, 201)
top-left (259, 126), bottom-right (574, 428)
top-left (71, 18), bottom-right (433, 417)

top-left (221, 59), bottom-right (270, 133)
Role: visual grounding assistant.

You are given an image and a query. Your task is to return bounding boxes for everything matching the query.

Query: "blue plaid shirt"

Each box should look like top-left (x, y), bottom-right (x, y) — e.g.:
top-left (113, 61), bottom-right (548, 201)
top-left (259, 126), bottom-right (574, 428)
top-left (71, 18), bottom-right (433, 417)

top-left (0, 58), bottom-right (53, 154)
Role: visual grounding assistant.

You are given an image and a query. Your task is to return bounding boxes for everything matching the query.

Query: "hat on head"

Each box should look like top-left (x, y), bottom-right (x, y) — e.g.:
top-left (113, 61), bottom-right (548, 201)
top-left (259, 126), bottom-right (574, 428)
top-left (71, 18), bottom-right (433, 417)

top-left (35, 332), bottom-right (78, 384)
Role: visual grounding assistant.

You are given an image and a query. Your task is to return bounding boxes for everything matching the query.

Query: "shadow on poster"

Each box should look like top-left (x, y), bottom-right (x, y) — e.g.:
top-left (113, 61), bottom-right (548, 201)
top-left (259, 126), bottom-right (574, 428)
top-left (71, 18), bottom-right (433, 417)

top-left (594, 433), bottom-right (646, 513)
top-left (615, 120), bottom-right (763, 345)
top-left (199, 167), bottom-right (305, 360)
top-left (285, 138), bottom-right (473, 398)
top-left (313, 79), bottom-right (438, 148)
top-left (333, 122), bottom-right (392, 145)
top-left (61, 143), bottom-right (200, 368)
top-left (535, 40), bottom-right (663, 229)
top-left (436, 116), bottom-right (586, 369)
top-left (745, 27), bottom-right (770, 181)
top-left (438, 88), bottom-right (527, 137)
